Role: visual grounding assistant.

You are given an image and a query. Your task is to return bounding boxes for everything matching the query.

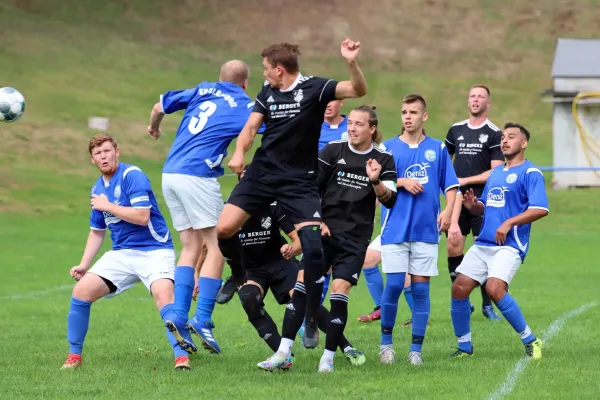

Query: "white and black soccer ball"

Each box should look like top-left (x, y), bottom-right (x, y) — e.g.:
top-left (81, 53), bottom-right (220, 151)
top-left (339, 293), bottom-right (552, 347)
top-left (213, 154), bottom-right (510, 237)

top-left (0, 87), bottom-right (26, 123)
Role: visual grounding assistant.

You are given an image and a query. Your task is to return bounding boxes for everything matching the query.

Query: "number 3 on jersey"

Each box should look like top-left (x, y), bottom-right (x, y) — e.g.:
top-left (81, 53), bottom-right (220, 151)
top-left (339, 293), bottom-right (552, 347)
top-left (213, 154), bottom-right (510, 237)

top-left (188, 101), bottom-right (217, 135)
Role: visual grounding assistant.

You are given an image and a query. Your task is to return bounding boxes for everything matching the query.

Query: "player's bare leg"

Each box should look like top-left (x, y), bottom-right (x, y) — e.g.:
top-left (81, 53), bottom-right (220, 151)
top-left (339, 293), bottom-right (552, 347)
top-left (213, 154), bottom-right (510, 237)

top-left (295, 220), bottom-right (327, 349)
top-left (472, 236), bottom-right (502, 320)
top-left (186, 226), bottom-right (225, 353)
top-left (215, 203), bottom-right (251, 304)
top-left (62, 273), bottom-right (111, 369)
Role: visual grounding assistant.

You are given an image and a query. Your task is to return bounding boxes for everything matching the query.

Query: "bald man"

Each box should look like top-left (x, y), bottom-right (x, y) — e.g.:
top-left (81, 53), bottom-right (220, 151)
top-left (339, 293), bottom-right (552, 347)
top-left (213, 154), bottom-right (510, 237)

top-left (147, 60), bottom-right (259, 358)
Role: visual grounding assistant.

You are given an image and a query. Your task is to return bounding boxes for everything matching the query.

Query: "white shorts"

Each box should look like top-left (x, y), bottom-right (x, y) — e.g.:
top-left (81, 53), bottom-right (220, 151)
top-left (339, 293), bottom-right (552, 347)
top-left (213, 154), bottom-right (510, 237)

top-left (162, 173), bottom-right (224, 231)
top-left (381, 242), bottom-right (439, 276)
top-left (456, 244), bottom-right (522, 285)
top-left (89, 248), bottom-right (176, 298)
top-left (367, 235), bottom-right (382, 253)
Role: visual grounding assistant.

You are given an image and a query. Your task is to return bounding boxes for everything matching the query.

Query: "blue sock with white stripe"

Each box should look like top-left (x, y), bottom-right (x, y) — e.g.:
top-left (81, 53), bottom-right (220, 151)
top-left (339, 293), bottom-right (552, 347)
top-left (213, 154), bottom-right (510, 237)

top-left (495, 293), bottom-right (536, 344)
top-left (451, 297), bottom-right (473, 353)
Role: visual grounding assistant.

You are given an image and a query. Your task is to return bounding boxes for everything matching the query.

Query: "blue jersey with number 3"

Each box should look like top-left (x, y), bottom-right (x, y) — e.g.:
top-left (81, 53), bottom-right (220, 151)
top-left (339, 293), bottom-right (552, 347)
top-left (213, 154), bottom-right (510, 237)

top-left (475, 161), bottom-right (549, 261)
top-left (160, 82), bottom-right (255, 178)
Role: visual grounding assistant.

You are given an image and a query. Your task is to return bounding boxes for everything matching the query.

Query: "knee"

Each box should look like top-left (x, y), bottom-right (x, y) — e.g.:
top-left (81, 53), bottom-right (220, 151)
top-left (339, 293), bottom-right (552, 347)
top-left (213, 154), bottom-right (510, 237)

top-left (72, 275), bottom-right (107, 303)
top-left (451, 275), bottom-right (473, 299)
top-left (238, 285), bottom-right (264, 320)
top-left (485, 279), bottom-right (507, 303)
top-left (330, 279), bottom-right (351, 295)
top-left (384, 273), bottom-right (405, 296)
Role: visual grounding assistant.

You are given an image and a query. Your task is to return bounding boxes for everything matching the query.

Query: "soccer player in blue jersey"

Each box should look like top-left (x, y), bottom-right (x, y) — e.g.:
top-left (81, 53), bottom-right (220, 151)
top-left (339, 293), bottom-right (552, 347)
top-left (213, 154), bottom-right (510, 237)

top-left (147, 60), bottom-right (256, 354)
top-left (378, 94), bottom-right (459, 365)
top-left (61, 134), bottom-right (189, 370)
top-left (450, 122), bottom-right (548, 360)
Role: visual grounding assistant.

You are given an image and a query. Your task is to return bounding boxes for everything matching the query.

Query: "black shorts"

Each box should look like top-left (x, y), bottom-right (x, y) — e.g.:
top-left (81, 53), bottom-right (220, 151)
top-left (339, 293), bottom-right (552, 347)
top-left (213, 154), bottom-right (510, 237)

top-left (304, 235), bottom-right (368, 286)
top-left (458, 205), bottom-right (483, 237)
top-left (247, 258), bottom-right (300, 304)
top-left (227, 165), bottom-right (322, 224)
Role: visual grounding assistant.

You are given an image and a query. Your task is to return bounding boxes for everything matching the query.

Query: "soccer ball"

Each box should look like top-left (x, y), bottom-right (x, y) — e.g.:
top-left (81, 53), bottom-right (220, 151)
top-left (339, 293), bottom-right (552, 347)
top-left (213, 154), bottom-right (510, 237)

top-left (0, 87), bottom-right (26, 123)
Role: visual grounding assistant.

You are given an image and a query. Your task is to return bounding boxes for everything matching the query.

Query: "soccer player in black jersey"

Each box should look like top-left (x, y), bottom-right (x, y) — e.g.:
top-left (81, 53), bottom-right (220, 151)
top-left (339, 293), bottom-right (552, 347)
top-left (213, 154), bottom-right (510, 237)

top-left (234, 169), bottom-right (365, 369)
top-left (214, 39), bottom-right (368, 348)
top-left (445, 85), bottom-right (505, 320)
top-left (258, 105), bottom-right (397, 373)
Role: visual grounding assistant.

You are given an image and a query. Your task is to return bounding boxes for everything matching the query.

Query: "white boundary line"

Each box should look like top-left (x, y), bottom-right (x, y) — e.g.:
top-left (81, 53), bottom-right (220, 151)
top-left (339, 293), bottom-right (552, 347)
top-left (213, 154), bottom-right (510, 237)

top-left (0, 284), bottom-right (73, 300)
top-left (487, 302), bottom-right (598, 400)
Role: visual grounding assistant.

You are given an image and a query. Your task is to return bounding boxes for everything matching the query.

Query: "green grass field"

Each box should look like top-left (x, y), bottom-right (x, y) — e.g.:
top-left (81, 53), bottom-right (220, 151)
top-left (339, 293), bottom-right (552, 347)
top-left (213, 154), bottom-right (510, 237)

top-left (1, 1), bottom-right (600, 399)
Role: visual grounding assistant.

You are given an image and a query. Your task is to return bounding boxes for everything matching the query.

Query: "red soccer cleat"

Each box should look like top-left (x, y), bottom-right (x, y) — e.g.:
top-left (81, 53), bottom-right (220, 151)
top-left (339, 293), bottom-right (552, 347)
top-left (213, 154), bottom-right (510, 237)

top-left (357, 308), bottom-right (381, 323)
top-left (174, 356), bottom-right (191, 371)
top-left (61, 354), bottom-right (82, 369)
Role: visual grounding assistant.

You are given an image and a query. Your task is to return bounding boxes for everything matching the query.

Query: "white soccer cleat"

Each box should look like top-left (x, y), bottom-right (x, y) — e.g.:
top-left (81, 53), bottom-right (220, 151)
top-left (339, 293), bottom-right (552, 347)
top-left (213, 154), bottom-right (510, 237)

top-left (318, 359), bottom-right (334, 373)
top-left (408, 351), bottom-right (424, 365)
top-left (379, 345), bottom-right (396, 364)
top-left (257, 351), bottom-right (290, 372)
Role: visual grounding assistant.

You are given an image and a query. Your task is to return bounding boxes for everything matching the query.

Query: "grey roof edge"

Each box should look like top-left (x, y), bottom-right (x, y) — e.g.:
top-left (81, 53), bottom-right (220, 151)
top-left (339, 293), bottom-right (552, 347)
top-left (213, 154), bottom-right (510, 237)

top-left (551, 38), bottom-right (600, 78)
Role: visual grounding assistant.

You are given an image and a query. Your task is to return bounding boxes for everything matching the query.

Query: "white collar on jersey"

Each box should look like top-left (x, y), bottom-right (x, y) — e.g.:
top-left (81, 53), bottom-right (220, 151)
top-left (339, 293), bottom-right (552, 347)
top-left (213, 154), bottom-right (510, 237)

top-left (280, 73), bottom-right (304, 92)
top-left (347, 140), bottom-right (373, 155)
top-left (467, 118), bottom-right (490, 130)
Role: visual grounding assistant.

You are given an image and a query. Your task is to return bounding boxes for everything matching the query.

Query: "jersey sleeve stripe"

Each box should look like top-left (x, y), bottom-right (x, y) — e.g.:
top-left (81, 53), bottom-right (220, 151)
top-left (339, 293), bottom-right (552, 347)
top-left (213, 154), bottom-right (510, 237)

top-left (526, 167), bottom-right (543, 175)
top-left (383, 180), bottom-right (397, 192)
top-left (123, 166), bottom-right (142, 179)
top-left (133, 205), bottom-right (152, 209)
top-left (318, 158), bottom-right (331, 166)
top-left (528, 205), bottom-right (549, 212)
top-left (90, 226), bottom-right (106, 231)
top-left (319, 79), bottom-right (334, 102)
top-left (489, 144), bottom-right (501, 148)
top-left (255, 98), bottom-right (266, 110)
top-left (452, 119), bottom-right (469, 127)
top-left (444, 183), bottom-right (460, 192)
top-left (445, 138), bottom-right (455, 145)
top-left (381, 170), bottom-right (396, 176)
top-left (159, 94), bottom-right (165, 113)
top-left (130, 196), bottom-right (150, 204)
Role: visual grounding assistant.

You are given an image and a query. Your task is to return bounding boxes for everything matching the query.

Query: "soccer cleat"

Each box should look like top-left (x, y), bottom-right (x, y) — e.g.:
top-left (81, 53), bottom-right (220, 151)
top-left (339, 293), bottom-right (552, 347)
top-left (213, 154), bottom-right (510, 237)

top-left (344, 347), bottom-right (366, 366)
top-left (257, 351), bottom-right (290, 371)
top-left (379, 345), bottom-right (396, 364)
top-left (174, 356), bottom-right (191, 371)
top-left (280, 354), bottom-right (295, 371)
top-left (165, 318), bottom-right (198, 354)
top-left (482, 305), bottom-right (503, 321)
top-left (61, 354), bottom-right (82, 369)
top-left (408, 351), bottom-right (423, 365)
top-left (524, 338), bottom-right (543, 360)
top-left (302, 318), bottom-right (319, 349)
top-left (297, 324), bottom-right (305, 339)
top-left (318, 359), bottom-right (334, 373)
top-left (216, 273), bottom-right (247, 305)
top-left (187, 318), bottom-right (221, 354)
top-left (401, 318), bottom-right (431, 328)
top-left (357, 307), bottom-right (381, 323)
top-left (450, 348), bottom-right (474, 358)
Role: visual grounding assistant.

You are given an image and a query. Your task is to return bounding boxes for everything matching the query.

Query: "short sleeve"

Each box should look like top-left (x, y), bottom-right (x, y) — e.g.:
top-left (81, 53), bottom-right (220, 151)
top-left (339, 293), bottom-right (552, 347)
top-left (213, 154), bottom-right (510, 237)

top-left (317, 144), bottom-right (336, 190)
top-left (445, 127), bottom-right (456, 155)
top-left (440, 143), bottom-right (460, 192)
top-left (123, 167), bottom-right (152, 208)
top-left (379, 154), bottom-right (398, 192)
top-left (160, 88), bottom-right (196, 114)
top-left (252, 84), bottom-right (269, 115)
top-left (525, 168), bottom-right (549, 212)
top-left (316, 77), bottom-right (339, 104)
top-left (273, 204), bottom-right (295, 235)
top-left (90, 209), bottom-right (106, 230)
top-left (489, 131), bottom-right (504, 162)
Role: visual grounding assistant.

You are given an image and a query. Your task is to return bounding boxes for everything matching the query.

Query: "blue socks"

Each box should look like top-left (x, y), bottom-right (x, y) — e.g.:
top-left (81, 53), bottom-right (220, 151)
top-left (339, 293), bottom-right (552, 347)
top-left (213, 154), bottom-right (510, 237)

top-left (194, 277), bottom-right (222, 324)
top-left (380, 272), bottom-right (405, 346)
top-left (410, 281), bottom-right (430, 353)
top-left (67, 297), bottom-right (92, 355)
top-left (403, 284), bottom-right (414, 312)
top-left (320, 274), bottom-right (330, 305)
top-left (451, 297), bottom-right (473, 352)
top-left (364, 266), bottom-right (384, 308)
top-left (495, 293), bottom-right (536, 344)
top-left (160, 304), bottom-right (188, 358)
top-left (174, 266), bottom-right (195, 319)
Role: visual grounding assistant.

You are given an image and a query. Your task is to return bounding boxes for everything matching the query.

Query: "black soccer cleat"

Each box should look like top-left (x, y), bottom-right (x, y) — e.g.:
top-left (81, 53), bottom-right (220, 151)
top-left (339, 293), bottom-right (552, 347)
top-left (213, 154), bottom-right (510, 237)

top-left (216, 273), bottom-right (247, 304)
top-left (302, 317), bottom-right (319, 349)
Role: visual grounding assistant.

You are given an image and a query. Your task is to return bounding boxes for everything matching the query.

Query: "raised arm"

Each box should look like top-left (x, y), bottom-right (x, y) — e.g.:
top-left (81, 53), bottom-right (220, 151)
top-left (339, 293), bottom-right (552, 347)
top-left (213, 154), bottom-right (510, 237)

top-left (334, 39), bottom-right (367, 99)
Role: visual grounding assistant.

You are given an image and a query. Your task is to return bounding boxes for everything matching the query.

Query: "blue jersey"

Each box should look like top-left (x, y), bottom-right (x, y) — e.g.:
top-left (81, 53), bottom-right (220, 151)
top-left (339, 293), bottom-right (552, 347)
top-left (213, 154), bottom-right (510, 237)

top-left (380, 136), bottom-right (459, 245)
top-left (319, 116), bottom-right (348, 151)
top-left (160, 81), bottom-right (255, 178)
top-left (90, 162), bottom-right (173, 251)
top-left (475, 161), bottom-right (549, 260)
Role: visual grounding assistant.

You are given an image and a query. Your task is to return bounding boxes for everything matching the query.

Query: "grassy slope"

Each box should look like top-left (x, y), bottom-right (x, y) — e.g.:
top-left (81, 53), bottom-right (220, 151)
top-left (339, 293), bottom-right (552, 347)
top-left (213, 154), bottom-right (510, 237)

top-left (1, 1), bottom-right (600, 399)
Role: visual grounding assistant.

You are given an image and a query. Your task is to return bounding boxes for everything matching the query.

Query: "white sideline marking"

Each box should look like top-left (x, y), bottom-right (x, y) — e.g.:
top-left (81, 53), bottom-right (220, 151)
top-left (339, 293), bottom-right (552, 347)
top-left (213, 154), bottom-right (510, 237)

top-left (487, 302), bottom-right (598, 400)
top-left (0, 284), bottom-right (73, 300)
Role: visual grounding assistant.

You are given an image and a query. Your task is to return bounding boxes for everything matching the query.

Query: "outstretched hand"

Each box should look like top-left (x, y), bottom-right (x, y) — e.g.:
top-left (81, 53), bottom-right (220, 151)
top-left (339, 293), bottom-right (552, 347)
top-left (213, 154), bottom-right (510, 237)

top-left (341, 38), bottom-right (361, 62)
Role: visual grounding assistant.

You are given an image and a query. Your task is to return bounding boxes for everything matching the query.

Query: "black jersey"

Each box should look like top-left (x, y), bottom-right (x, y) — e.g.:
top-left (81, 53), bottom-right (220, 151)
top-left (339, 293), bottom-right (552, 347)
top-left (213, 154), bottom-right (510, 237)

top-left (252, 74), bottom-right (339, 178)
top-left (445, 119), bottom-right (504, 197)
top-left (317, 141), bottom-right (397, 243)
top-left (239, 202), bottom-right (294, 269)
